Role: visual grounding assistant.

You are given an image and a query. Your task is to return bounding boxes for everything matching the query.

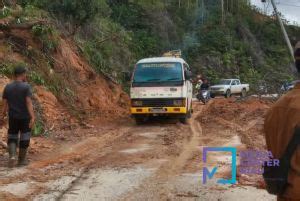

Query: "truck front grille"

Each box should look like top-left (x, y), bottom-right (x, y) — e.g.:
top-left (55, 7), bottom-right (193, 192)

top-left (132, 98), bottom-right (184, 107)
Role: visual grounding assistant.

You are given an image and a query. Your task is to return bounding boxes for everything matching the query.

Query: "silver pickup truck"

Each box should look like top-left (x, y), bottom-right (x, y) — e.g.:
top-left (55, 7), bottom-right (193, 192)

top-left (210, 79), bottom-right (250, 98)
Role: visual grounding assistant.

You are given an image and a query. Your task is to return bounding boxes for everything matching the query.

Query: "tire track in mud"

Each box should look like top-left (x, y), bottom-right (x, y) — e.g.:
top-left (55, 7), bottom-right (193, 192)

top-left (0, 126), bottom-right (132, 199)
top-left (121, 102), bottom-right (208, 200)
top-left (166, 104), bottom-right (204, 174)
top-left (33, 102), bottom-right (208, 200)
top-left (52, 126), bottom-right (134, 200)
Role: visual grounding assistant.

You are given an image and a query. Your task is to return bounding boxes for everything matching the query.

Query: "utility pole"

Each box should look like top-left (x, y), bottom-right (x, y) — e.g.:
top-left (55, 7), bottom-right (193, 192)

top-left (270, 0), bottom-right (295, 62)
top-left (221, 0), bottom-right (225, 26)
top-left (201, 0), bottom-right (204, 24)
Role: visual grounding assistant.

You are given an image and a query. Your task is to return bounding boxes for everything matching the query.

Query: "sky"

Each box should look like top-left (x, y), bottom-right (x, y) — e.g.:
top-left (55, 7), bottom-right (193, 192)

top-left (251, 0), bottom-right (300, 24)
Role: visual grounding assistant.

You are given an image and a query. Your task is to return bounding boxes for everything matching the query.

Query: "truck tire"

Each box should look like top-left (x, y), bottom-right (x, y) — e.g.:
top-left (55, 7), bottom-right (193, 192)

top-left (179, 109), bottom-right (191, 124)
top-left (210, 94), bottom-right (215, 98)
top-left (225, 90), bottom-right (231, 98)
top-left (134, 115), bottom-right (147, 125)
top-left (241, 88), bottom-right (247, 98)
top-left (179, 115), bottom-right (188, 124)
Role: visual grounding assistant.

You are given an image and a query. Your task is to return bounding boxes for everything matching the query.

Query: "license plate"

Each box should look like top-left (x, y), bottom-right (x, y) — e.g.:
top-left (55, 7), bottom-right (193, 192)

top-left (150, 108), bottom-right (166, 113)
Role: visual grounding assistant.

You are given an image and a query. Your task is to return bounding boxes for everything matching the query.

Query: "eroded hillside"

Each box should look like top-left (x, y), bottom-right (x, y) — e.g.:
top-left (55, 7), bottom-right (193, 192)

top-left (0, 15), bottom-right (129, 132)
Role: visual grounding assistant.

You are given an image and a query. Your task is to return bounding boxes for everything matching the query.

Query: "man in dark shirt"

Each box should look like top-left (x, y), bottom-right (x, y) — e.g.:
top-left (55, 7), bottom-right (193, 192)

top-left (0, 66), bottom-right (35, 167)
top-left (200, 79), bottom-right (210, 90)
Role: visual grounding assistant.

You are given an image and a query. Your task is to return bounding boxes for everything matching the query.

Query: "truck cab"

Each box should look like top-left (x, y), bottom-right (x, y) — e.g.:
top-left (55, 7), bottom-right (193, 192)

top-left (130, 57), bottom-right (193, 124)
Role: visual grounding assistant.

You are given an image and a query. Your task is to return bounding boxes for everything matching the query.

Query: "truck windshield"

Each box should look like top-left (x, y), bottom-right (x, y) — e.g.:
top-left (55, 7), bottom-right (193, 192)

top-left (133, 62), bottom-right (183, 83)
top-left (219, 80), bottom-right (232, 85)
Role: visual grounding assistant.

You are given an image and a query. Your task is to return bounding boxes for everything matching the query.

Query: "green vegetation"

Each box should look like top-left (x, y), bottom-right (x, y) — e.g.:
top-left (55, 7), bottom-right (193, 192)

top-left (28, 71), bottom-right (45, 85)
top-left (0, 6), bottom-right (11, 18)
top-left (32, 24), bottom-right (59, 52)
top-left (32, 120), bottom-right (45, 136)
top-left (2, 0), bottom-right (300, 92)
top-left (0, 63), bottom-right (15, 76)
top-left (1, 0), bottom-right (299, 135)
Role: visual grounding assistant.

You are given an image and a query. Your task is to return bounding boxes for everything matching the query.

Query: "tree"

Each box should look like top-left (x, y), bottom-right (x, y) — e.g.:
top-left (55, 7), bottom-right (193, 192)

top-left (17, 0), bottom-right (110, 34)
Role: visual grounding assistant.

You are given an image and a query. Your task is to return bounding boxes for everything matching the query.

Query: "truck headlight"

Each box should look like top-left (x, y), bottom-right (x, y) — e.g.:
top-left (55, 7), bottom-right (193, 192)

top-left (173, 99), bottom-right (185, 106)
top-left (132, 100), bottom-right (143, 107)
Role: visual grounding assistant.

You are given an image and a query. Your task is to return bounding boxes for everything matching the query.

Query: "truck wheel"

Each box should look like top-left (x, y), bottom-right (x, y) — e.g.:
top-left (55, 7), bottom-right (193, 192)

top-left (134, 115), bottom-right (147, 125)
top-left (179, 110), bottom-right (191, 124)
top-left (225, 90), bottom-right (231, 98)
top-left (210, 94), bottom-right (215, 98)
top-left (241, 88), bottom-right (247, 98)
top-left (179, 115), bottom-right (188, 124)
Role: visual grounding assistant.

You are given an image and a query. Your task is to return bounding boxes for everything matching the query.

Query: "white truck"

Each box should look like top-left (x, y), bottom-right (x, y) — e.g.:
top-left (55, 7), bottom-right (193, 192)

top-left (210, 79), bottom-right (249, 98)
top-left (130, 57), bottom-right (193, 124)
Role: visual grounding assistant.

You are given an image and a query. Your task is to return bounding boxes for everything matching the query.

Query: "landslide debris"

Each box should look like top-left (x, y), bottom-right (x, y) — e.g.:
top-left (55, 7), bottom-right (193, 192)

top-left (0, 13), bottom-right (130, 157)
top-left (0, 15), bottom-right (130, 130)
top-left (196, 98), bottom-right (273, 189)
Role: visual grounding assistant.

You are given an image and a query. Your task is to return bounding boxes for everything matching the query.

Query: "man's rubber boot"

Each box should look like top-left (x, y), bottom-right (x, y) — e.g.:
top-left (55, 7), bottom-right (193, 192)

top-left (18, 148), bottom-right (29, 166)
top-left (8, 142), bottom-right (17, 168)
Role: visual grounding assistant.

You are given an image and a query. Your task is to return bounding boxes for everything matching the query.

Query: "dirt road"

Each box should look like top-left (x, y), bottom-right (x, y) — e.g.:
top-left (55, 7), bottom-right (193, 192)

top-left (0, 98), bottom-right (276, 201)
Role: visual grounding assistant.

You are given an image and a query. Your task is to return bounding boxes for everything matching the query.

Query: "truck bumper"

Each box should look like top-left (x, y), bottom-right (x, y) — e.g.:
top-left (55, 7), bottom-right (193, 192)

top-left (131, 107), bottom-right (187, 114)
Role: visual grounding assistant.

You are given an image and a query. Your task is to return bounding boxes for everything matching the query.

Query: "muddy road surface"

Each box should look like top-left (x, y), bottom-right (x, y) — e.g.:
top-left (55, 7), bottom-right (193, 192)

top-left (0, 98), bottom-right (276, 201)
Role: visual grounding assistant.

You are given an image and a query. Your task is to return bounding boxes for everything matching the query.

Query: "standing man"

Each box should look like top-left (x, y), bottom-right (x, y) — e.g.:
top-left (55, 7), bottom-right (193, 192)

top-left (0, 66), bottom-right (35, 167)
top-left (264, 42), bottom-right (300, 201)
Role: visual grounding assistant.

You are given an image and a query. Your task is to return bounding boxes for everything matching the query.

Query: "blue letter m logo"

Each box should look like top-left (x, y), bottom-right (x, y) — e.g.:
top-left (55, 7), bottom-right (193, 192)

top-left (202, 147), bottom-right (237, 185)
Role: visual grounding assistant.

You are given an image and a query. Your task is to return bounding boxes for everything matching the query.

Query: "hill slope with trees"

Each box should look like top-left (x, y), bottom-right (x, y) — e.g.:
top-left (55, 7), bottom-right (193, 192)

top-left (0, 0), bottom-right (300, 131)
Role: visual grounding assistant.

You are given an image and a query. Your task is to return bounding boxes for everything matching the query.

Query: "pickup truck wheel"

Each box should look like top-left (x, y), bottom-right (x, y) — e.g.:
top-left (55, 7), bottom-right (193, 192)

top-left (225, 90), bottom-right (231, 98)
top-left (241, 88), bottom-right (247, 98)
top-left (210, 94), bottom-right (215, 98)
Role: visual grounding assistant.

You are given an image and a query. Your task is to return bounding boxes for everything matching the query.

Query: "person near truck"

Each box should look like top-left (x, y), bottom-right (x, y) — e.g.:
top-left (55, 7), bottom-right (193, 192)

top-left (195, 74), bottom-right (204, 90)
top-left (200, 79), bottom-right (210, 90)
top-left (264, 42), bottom-right (300, 201)
top-left (0, 66), bottom-right (35, 167)
top-left (199, 79), bottom-right (211, 100)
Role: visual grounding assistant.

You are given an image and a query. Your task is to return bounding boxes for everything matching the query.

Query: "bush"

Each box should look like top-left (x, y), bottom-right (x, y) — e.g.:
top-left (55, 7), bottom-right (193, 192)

top-left (0, 62), bottom-right (32, 78)
top-left (0, 63), bottom-right (14, 76)
top-left (28, 71), bottom-right (45, 85)
top-left (32, 24), bottom-right (59, 52)
top-left (23, 5), bottom-right (48, 19)
top-left (32, 120), bottom-right (45, 136)
top-left (0, 6), bottom-right (11, 19)
top-left (19, 0), bottom-right (110, 32)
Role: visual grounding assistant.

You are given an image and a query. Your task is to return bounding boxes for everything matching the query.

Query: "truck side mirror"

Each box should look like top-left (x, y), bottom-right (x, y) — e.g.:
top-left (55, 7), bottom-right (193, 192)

top-left (185, 70), bottom-right (192, 80)
top-left (122, 71), bottom-right (131, 82)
